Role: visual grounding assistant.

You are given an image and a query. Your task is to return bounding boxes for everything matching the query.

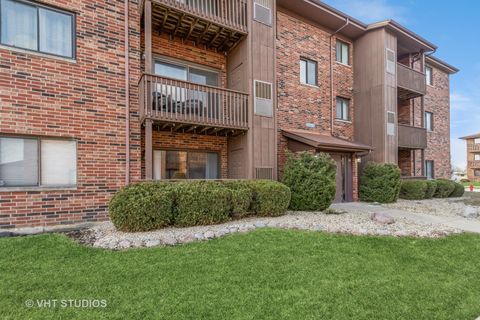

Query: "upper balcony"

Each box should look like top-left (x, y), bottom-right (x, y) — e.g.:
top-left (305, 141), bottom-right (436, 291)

top-left (468, 144), bottom-right (480, 153)
top-left (139, 73), bottom-right (249, 136)
top-left (397, 63), bottom-right (427, 100)
top-left (398, 124), bottom-right (427, 149)
top-left (140, 0), bottom-right (248, 52)
top-left (468, 161), bottom-right (480, 169)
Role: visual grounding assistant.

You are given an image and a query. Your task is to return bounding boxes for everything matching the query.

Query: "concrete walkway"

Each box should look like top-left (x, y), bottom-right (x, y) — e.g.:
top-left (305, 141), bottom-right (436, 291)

top-left (332, 202), bottom-right (480, 234)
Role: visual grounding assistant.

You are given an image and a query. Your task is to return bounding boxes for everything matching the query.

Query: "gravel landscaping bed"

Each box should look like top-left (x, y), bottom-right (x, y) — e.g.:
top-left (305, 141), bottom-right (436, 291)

top-left (383, 197), bottom-right (478, 218)
top-left (71, 207), bottom-right (461, 250)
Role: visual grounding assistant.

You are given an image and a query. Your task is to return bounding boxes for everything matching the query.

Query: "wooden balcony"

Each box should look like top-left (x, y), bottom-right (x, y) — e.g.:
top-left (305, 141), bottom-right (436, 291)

top-left (468, 161), bottom-right (480, 169)
top-left (468, 144), bottom-right (480, 152)
top-left (139, 73), bottom-right (249, 136)
top-left (397, 63), bottom-right (427, 99)
top-left (398, 124), bottom-right (427, 149)
top-left (141, 0), bottom-right (248, 52)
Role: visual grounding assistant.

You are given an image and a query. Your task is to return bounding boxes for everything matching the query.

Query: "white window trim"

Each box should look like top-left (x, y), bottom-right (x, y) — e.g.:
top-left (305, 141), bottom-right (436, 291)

top-left (0, 136), bottom-right (78, 190)
top-left (254, 79), bottom-right (273, 117)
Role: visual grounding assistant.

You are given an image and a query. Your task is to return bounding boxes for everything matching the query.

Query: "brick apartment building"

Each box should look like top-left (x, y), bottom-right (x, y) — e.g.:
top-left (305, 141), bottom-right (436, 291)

top-left (460, 133), bottom-right (480, 182)
top-left (0, 0), bottom-right (457, 229)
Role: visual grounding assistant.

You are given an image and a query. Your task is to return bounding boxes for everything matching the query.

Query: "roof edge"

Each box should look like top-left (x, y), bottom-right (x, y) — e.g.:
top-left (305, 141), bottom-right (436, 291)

top-left (426, 55), bottom-right (459, 74)
top-left (460, 133), bottom-right (480, 140)
top-left (366, 20), bottom-right (437, 51)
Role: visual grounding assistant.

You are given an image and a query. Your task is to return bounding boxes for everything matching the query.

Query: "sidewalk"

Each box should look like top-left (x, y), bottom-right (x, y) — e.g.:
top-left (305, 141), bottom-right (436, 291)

top-left (333, 202), bottom-right (480, 234)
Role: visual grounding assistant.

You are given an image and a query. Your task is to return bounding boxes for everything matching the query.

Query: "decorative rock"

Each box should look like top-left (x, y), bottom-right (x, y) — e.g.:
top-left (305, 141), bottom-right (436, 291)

top-left (204, 231), bottom-right (215, 239)
top-left (228, 227), bottom-right (239, 233)
top-left (254, 222), bottom-right (267, 228)
top-left (313, 224), bottom-right (325, 231)
top-left (370, 212), bottom-right (395, 224)
top-left (162, 236), bottom-right (177, 246)
top-left (194, 233), bottom-right (205, 240)
top-left (461, 206), bottom-right (479, 219)
top-left (215, 229), bottom-right (229, 237)
top-left (118, 240), bottom-right (131, 249)
top-left (145, 239), bottom-right (161, 247)
top-left (131, 240), bottom-right (143, 248)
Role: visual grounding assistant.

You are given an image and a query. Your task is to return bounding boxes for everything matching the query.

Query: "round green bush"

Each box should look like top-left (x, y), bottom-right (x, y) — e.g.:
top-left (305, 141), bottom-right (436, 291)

top-left (250, 180), bottom-right (291, 216)
top-left (174, 181), bottom-right (231, 227)
top-left (222, 181), bottom-right (254, 218)
top-left (359, 163), bottom-right (401, 203)
top-left (450, 182), bottom-right (465, 198)
top-left (424, 180), bottom-right (438, 199)
top-left (399, 180), bottom-right (428, 200)
top-left (109, 182), bottom-right (174, 232)
top-left (433, 179), bottom-right (456, 198)
top-left (281, 152), bottom-right (336, 211)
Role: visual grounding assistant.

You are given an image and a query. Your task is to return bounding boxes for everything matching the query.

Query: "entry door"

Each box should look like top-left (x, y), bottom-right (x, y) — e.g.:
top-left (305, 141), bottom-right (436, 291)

top-left (331, 154), bottom-right (352, 203)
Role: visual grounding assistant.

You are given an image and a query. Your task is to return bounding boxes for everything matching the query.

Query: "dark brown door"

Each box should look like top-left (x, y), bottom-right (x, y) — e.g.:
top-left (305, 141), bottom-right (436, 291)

top-left (331, 153), bottom-right (353, 203)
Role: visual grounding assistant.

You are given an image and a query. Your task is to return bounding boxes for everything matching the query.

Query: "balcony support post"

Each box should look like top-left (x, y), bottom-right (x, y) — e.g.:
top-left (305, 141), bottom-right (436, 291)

top-left (145, 119), bottom-right (153, 180)
top-left (145, 0), bottom-right (153, 74)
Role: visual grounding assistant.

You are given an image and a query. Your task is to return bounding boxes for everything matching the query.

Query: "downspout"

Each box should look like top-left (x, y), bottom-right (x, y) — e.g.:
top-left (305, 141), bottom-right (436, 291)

top-left (124, 0), bottom-right (130, 185)
top-left (330, 18), bottom-right (349, 135)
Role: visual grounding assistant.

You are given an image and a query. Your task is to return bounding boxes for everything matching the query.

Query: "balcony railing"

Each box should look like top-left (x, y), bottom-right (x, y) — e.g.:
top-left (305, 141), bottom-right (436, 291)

top-left (468, 161), bottom-right (480, 169)
top-left (468, 144), bottom-right (480, 152)
top-left (397, 63), bottom-right (427, 99)
top-left (156, 0), bottom-right (248, 33)
top-left (398, 124), bottom-right (427, 149)
top-left (139, 74), bottom-right (249, 132)
top-left (142, 0), bottom-right (248, 52)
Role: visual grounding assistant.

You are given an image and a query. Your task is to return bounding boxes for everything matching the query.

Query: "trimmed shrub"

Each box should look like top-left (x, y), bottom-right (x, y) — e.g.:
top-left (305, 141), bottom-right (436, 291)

top-left (222, 181), bottom-right (254, 218)
top-left (250, 180), bottom-right (291, 216)
top-left (359, 163), bottom-right (401, 203)
top-left (425, 180), bottom-right (438, 199)
top-left (281, 152), bottom-right (336, 211)
top-left (399, 180), bottom-right (428, 200)
top-left (109, 182), bottom-right (174, 232)
top-left (433, 179), bottom-right (456, 198)
top-left (450, 182), bottom-right (465, 198)
top-left (174, 181), bottom-right (231, 227)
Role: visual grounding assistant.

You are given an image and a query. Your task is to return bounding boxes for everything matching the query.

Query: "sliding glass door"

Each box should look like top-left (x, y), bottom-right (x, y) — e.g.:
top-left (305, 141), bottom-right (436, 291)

top-left (153, 150), bottom-right (219, 180)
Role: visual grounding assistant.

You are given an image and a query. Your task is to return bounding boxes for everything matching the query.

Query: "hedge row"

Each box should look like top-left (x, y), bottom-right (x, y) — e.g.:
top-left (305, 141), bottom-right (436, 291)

top-left (399, 179), bottom-right (464, 200)
top-left (109, 180), bottom-right (291, 232)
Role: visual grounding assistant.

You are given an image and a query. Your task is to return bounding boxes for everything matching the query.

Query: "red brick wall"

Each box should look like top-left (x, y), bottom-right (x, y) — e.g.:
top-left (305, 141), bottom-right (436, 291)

top-left (0, 0), bottom-right (140, 228)
top-left (276, 9), bottom-right (357, 200)
top-left (410, 63), bottom-right (451, 179)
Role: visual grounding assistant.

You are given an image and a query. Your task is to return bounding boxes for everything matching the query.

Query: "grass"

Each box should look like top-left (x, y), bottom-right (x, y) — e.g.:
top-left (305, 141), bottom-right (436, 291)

top-left (2, 230), bottom-right (480, 320)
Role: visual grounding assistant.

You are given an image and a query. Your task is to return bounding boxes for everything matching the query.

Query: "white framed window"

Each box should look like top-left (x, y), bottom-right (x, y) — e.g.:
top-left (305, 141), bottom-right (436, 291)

top-left (386, 48), bottom-right (396, 75)
top-left (0, 0), bottom-right (75, 58)
top-left (335, 40), bottom-right (350, 65)
top-left (474, 154), bottom-right (480, 161)
top-left (387, 111), bottom-right (396, 136)
top-left (425, 160), bottom-right (434, 179)
top-left (336, 97), bottom-right (350, 121)
top-left (424, 112), bottom-right (434, 132)
top-left (254, 80), bottom-right (273, 117)
top-left (300, 58), bottom-right (317, 86)
top-left (426, 66), bottom-right (433, 86)
top-left (0, 136), bottom-right (77, 188)
top-left (475, 169), bottom-right (480, 177)
top-left (475, 138), bottom-right (480, 144)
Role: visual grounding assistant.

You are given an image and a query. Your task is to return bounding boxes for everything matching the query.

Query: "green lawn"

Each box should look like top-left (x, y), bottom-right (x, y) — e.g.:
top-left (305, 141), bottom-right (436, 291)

top-left (2, 230), bottom-right (480, 320)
